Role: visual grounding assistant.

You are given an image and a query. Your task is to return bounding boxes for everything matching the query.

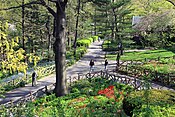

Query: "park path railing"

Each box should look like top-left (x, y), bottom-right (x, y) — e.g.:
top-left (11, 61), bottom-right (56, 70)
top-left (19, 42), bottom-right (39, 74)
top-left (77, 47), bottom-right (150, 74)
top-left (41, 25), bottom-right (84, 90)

top-left (116, 62), bottom-right (175, 87)
top-left (0, 64), bottom-right (55, 89)
top-left (1, 70), bottom-right (148, 109)
top-left (2, 69), bottom-right (175, 109)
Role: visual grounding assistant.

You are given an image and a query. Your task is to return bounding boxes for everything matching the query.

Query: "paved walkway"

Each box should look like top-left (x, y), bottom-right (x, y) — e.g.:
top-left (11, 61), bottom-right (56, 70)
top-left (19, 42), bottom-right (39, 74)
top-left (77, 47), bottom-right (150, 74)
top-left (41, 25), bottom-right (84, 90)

top-left (0, 41), bottom-right (107, 105)
top-left (0, 41), bottom-right (174, 105)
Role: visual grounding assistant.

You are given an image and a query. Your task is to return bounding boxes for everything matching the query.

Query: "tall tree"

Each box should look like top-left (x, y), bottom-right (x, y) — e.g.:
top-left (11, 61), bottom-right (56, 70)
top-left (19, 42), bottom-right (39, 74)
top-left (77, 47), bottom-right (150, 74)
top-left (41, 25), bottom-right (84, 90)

top-left (40, 0), bottom-right (68, 96)
top-left (73, 0), bottom-right (81, 57)
top-left (0, 0), bottom-right (68, 97)
top-left (22, 0), bottom-right (25, 50)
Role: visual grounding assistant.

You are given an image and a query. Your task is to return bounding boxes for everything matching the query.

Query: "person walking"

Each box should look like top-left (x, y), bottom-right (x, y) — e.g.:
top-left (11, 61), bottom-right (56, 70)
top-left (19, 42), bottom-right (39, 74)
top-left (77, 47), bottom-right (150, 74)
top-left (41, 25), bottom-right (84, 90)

top-left (32, 71), bottom-right (37, 86)
top-left (89, 59), bottom-right (95, 72)
top-left (104, 59), bottom-right (108, 70)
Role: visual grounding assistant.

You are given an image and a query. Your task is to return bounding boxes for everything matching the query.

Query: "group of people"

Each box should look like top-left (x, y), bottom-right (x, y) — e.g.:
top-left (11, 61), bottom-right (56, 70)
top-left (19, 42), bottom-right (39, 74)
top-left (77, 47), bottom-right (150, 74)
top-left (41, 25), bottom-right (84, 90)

top-left (31, 59), bottom-right (109, 86)
top-left (89, 59), bottom-right (108, 72)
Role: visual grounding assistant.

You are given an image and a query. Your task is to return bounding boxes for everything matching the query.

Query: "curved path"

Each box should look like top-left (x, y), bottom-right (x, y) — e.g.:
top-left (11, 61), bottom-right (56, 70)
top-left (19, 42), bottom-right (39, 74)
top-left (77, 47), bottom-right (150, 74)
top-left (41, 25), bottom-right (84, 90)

top-left (0, 41), bottom-right (107, 105)
top-left (0, 40), bottom-right (174, 105)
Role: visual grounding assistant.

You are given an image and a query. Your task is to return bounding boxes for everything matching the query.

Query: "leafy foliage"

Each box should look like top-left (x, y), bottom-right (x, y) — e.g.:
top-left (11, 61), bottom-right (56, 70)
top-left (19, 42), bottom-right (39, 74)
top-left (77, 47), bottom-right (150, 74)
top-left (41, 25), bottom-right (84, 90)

top-left (0, 21), bottom-right (27, 74)
top-left (123, 89), bottom-right (175, 117)
top-left (0, 21), bottom-right (40, 75)
top-left (0, 77), bottom-right (133, 116)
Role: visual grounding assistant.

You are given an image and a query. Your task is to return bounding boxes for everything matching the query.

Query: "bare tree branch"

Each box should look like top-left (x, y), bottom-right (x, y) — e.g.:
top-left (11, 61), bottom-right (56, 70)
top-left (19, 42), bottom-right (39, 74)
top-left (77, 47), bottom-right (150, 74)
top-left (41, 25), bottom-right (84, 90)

top-left (0, 0), bottom-right (56, 17)
top-left (0, 1), bottom-right (41, 10)
top-left (167, 0), bottom-right (175, 6)
top-left (14, 0), bottom-right (21, 5)
top-left (40, 0), bottom-right (56, 17)
top-left (48, 0), bottom-right (57, 3)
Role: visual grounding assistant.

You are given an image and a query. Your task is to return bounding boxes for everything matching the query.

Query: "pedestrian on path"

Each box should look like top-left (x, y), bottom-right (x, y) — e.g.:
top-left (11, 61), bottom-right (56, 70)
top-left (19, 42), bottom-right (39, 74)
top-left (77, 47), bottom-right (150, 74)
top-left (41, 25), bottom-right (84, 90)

top-left (32, 71), bottom-right (37, 86)
top-left (89, 59), bottom-right (95, 72)
top-left (104, 59), bottom-right (108, 70)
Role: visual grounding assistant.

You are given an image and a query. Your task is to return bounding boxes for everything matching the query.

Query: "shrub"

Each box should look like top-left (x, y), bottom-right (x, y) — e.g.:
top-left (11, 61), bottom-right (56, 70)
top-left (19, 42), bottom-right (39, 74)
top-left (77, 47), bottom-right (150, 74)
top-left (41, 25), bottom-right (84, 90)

top-left (92, 36), bottom-right (98, 42)
top-left (77, 39), bottom-right (90, 47)
top-left (123, 89), bottom-right (175, 116)
top-left (88, 37), bottom-right (93, 43)
top-left (17, 80), bottom-right (26, 87)
top-left (1, 77), bottom-right (133, 116)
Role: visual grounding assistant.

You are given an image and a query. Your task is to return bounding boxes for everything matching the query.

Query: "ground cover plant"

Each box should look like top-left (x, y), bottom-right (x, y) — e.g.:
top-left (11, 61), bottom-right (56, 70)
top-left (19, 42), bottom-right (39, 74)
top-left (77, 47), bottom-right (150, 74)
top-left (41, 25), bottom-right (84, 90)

top-left (0, 77), bottom-right (133, 116)
top-left (107, 49), bottom-right (175, 61)
top-left (1, 77), bottom-right (174, 117)
top-left (123, 89), bottom-right (175, 117)
top-left (107, 49), bottom-right (175, 75)
top-left (141, 58), bottom-right (175, 74)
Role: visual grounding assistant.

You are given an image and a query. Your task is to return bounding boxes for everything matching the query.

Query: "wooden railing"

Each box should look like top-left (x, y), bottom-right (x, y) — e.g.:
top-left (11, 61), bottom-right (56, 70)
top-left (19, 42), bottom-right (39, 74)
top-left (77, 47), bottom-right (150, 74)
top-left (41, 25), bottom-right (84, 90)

top-left (75, 71), bottom-right (146, 90)
top-left (1, 70), bottom-right (148, 108)
top-left (1, 83), bottom-right (55, 108)
top-left (2, 70), bottom-right (174, 109)
top-left (0, 65), bottom-right (55, 88)
top-left (117, 63), bottom-right (175, 87)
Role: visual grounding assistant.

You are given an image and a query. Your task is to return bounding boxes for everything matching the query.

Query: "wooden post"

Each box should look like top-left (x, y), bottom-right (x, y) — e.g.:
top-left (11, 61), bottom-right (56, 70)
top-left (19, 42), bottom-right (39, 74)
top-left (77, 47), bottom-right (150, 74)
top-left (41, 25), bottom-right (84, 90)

top-left (10, 99), bottom-right (13, 107)
top-left (134, 68), bottom-right (137, 77)
top-left (30, 92), bottom-right (33, 100)
top-left (173, 55), bottom-right (175, 59)
top-left (155, 71), bottom-right (158, 81)
top-left (26, 73), bottom-right (28, 83)
top-left (13, 79), bottom-right (15, 86)
top-left (125, 64), bottom-right (128, 72)
top-left (167, 73), bottom-right (170, 85)
top-left (78, 73), bottom-right (80, 80)
top-left (45, 86), bottom-right (48, 93)
top-left (69, 76), bottom-right (71, 87)
top-left (144, 58), bottom-right (147, 62)
top-left (134, 78), bottom-right (137, 89)
top-left (101, 70), bottom-right (103, 77)
top-left (158, 56), bottom-right (160, 61)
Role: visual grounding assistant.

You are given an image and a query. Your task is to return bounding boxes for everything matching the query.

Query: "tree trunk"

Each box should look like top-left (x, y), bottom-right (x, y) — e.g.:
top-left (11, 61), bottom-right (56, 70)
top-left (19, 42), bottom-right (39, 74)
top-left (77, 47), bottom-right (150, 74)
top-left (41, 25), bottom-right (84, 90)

top-left (22, 0), bottom-right (25, 50)
top-left (73, 0), bottom-right (81, 57)
top-left (46, 15), bottom-right (51, 61)
top-left (94, 8), bottom-right (97, 35)
top-left (53, 2), bottom-right (68, 97)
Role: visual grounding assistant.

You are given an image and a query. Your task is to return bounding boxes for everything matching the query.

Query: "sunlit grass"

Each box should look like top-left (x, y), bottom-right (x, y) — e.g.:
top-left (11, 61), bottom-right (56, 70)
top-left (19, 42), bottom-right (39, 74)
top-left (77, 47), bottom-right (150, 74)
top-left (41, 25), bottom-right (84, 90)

top-left (107, 49), bottom-right (175, 61)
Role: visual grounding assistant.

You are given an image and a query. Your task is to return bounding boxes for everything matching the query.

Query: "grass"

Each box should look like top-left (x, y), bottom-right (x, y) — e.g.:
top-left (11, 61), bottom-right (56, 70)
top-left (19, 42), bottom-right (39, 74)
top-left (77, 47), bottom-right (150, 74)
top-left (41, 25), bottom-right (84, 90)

top-left (102, 39), bottom-right (143, 51)
top-left (107, 49), bottom-right (175, 61)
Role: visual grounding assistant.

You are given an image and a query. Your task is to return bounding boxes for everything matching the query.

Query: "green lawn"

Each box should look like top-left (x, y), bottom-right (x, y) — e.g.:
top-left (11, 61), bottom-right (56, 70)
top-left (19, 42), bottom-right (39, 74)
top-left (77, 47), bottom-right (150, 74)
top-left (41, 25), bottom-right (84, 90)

top-left (107, 49), bottom-right (175, 61)
top-left (102, 39), bottom-right (143, 51)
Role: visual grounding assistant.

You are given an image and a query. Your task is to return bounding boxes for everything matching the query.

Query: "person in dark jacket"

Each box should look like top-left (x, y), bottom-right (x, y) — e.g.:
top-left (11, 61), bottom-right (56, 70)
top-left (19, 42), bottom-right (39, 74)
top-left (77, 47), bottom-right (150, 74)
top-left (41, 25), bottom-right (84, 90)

top-left (32, 71), bottom-right (37, 86)
top-left (89, 59), bottom-right (95, 72)
top-left (104, 59), bottom-right (108, 70)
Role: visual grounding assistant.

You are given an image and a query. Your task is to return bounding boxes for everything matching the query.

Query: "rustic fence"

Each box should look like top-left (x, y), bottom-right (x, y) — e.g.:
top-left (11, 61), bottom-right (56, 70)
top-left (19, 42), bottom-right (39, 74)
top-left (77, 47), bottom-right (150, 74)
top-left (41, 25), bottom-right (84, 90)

top-left (0, 65), bottom-right (55, 89)
top-left (117, 63), bottom-right (175, 87)
top-left (1, 83), bottom-right (55, 108)
top-left (1, 70), bottom-right (148, 109)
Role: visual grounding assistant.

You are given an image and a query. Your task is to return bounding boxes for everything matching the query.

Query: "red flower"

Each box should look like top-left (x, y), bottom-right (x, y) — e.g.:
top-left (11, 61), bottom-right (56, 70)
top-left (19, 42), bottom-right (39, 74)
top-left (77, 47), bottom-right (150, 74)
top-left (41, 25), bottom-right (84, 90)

top-left (108, 85), bottom-right (114, 90)
top-left (98, 85), bottom-right (116, 99)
